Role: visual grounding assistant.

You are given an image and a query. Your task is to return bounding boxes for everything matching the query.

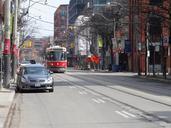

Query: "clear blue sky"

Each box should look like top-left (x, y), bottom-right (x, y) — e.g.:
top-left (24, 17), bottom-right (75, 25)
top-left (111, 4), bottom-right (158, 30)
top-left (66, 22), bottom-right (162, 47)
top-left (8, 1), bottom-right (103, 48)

top-left (29, 0), bottom-right (69, 38)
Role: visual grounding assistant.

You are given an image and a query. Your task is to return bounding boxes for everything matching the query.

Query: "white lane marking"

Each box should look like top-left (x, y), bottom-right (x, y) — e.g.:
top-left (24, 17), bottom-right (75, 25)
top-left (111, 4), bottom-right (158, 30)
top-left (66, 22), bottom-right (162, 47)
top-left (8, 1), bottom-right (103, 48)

top-left (97, 98), bottom-right (105, 103)
top-left (69, 86), bottom-right (76, 89)
top-left (79, 91), bottom-right (87, 95)
top-left (92, 98), bottom-right (101, 103)
top-left (69, 86), bottom-right (73, 88)
top-left (115, 111), bottom-right (130, 118)
top-left (92, 98), bottom-right (105, 104)
top-left (158, 116), bottom-right (168, 119)
top-left (79, 91), bottom-right (84, 95)
top-left (122, 111), bottom-right (136, 118)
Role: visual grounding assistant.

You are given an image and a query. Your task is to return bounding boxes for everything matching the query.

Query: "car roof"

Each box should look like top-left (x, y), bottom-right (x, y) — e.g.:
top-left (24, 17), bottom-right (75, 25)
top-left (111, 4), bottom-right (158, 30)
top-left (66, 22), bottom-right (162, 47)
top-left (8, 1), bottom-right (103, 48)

top-left (21, 64), bottom-right (44, 68)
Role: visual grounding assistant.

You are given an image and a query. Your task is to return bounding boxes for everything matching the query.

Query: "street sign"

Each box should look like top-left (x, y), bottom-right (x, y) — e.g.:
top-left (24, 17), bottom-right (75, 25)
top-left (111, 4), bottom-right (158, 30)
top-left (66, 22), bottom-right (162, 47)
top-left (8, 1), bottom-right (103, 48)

top-left (155, 45), bottom-right (160, 52)
top-left (147, 50), bottom-right (150, 57)
top-left (163, 37), bottom-right (169, 47)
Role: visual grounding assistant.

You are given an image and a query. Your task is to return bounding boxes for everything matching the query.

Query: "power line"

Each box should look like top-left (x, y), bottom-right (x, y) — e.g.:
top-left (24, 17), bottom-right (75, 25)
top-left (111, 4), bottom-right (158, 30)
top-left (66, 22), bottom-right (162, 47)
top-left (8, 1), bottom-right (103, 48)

top-left (28, 15), bottom-right (54, 24)
top-left (34, 27), bottom-right (53, 31)
top-left (30, 0), bottom-right (57, 9)
top-left (31, 7), bottom-right (50, 14)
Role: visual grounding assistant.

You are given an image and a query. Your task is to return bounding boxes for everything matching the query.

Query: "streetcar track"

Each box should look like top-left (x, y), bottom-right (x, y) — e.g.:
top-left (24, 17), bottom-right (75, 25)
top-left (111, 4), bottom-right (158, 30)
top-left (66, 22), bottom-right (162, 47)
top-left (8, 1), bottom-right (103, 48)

top-left (79, 74), bottom-right (171, 95)
top-left (71, 75), bottom-right (171, 107)
top-left (55, 74), bottom-right (171, 124)
top-left (92, 75), bottom-right (171, 93)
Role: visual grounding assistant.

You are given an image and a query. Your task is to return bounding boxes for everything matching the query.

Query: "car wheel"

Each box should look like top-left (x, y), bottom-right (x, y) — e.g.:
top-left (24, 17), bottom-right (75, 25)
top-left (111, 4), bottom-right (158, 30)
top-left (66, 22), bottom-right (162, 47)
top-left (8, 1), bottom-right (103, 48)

top-left (15, 86), bottom-right (20, 93)
top-left (49, 88), bottom-right (54, 92)
top-left (20, 88), bottom-right (24, 93)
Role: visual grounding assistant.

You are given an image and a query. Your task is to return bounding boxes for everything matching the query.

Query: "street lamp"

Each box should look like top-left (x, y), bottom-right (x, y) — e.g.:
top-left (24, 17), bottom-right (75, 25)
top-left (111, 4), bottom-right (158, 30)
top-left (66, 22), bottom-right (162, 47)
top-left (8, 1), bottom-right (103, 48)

top-left (106, 2), bottom-right (124, 71)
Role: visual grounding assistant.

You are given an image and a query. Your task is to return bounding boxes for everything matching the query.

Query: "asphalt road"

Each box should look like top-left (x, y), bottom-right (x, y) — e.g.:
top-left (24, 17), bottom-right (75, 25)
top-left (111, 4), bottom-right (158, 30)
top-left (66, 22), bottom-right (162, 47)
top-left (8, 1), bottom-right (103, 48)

top-left (9, 71), bottom-right (171, 128)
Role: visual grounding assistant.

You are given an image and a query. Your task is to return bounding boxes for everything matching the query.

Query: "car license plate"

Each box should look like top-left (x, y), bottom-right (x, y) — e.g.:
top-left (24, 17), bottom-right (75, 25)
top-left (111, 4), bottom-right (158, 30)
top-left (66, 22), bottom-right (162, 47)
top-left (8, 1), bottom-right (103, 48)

top-left (35, 83), bottom-right (40, 87)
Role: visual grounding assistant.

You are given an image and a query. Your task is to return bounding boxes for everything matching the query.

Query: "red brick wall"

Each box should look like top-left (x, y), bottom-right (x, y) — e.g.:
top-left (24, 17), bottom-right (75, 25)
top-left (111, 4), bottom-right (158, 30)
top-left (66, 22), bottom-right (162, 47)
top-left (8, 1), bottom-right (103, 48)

top-left (140, 0), bottom-right (170, 73)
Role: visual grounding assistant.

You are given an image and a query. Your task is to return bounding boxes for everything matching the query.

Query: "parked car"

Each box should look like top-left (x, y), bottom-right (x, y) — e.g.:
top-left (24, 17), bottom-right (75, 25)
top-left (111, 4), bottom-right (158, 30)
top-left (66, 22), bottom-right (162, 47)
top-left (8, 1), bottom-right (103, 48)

top-left (16, 64), bottom-right (54, 92)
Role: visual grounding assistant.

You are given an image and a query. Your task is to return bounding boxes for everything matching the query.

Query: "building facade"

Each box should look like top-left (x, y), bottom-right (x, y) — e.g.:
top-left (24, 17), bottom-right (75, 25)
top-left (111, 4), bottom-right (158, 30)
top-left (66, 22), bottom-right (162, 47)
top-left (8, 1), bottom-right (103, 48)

top-left (130, 0), bottom-right (171, 75)
top-left (69, 0), bottom-right (87, 24)
top-left (20, 37), bottom-right (50, 63)
top-left (54, 4), bottom-right (69, 46)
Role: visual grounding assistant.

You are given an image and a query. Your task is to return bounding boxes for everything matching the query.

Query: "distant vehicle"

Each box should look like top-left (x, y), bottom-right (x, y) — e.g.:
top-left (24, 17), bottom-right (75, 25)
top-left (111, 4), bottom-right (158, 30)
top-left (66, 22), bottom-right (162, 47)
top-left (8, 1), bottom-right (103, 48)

top-left (20, 60), bottom-right (30, 65)
top-left (19, 59), bottom-right (36, 65)
top-left (45, 45), bottom-right (67, 73)
top-left (16, 64), bottom-right (54, 92)
top-left (29, 59), bottom-right (36, 64)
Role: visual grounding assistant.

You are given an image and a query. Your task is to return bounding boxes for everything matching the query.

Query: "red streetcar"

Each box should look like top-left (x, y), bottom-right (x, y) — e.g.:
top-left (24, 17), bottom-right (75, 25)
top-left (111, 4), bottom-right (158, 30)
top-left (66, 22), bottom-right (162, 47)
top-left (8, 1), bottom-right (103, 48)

top-left (45, 46), bottom-right (67, 73)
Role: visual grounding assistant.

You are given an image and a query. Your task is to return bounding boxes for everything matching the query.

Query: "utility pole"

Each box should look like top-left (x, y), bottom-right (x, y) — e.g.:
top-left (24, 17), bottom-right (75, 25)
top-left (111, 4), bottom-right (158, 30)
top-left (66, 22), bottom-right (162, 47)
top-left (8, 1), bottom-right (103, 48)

top-left (11, 0), bottom-right (18, 80)
top-left (3, 0), bottom-right (11, 88)
top-left (145, 22), bottom-right (149, 76)
top-left (0, 17), bottom-right (3, 89)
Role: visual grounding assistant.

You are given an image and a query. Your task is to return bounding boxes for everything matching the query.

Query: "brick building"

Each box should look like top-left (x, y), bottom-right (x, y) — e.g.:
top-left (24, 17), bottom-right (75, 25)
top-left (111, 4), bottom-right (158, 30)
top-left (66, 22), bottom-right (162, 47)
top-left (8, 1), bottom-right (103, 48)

top-left (54, 4), bottom-right (69, 46)
top-left (0, 0), bottom-right (5, 56)
top-left (129, 0), bottom-right (170, 75)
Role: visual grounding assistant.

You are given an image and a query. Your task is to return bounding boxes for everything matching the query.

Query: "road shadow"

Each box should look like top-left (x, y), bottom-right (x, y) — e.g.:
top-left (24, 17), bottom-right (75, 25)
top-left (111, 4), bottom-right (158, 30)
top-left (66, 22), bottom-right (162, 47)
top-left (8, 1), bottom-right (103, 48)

top-left (67, 73), bottom-right (171, 97)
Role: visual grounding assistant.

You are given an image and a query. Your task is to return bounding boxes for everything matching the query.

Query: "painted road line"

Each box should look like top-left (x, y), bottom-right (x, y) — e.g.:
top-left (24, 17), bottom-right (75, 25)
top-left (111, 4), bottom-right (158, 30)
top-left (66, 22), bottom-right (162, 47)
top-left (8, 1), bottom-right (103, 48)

top-left (79, 91), bottom-right (84, 95)
top-left (69, 86), bottom-right (73, 88)
top-left (122, 111), bottom-right (136, 118)
top-left (79, 91), bottom-right (87, 95)
top-left (92, 98), bottom-right (101, 103)
top-left (69, 86), bottom-right (76, 89)
top-left (92, 98), bottom-right (105, 104)
top-left (115, 111), bottom-right (130, 118)
top-left (97, 98), bottom-right (105, 103)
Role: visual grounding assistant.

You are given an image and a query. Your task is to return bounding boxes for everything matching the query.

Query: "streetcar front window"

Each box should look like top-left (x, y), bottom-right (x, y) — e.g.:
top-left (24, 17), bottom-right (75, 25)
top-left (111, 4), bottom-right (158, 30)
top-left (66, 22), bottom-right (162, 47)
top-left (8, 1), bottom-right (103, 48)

top-left (46, 51), bottom-right (67, 61)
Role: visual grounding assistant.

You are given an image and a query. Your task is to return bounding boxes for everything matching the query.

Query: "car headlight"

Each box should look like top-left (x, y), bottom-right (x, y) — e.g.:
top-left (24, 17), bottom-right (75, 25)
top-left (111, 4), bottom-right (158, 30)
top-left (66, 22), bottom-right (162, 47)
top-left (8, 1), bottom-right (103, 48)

top-left (47, 77), bottom-right (53, 83)
top-left (21, 77), bottom-right (27, 83)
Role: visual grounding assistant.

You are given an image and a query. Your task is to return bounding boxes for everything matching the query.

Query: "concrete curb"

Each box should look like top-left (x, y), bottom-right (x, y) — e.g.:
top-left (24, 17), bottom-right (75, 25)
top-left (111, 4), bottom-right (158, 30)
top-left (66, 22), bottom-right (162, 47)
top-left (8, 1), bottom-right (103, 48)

top-left (0, 89), bottom-right (15, 128)
top-left (136, 75), bottom-right (171, 84)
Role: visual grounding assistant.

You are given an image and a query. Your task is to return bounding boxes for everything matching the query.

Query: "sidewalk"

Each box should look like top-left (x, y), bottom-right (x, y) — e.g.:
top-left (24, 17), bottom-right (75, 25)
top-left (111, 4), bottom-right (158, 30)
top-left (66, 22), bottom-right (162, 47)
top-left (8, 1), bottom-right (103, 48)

top-left (88, 69), bottom-right (171, 83)
top-left (0, 88), bottom-right (15, 128)
top-left (138, 74), bottom-right (171, 84)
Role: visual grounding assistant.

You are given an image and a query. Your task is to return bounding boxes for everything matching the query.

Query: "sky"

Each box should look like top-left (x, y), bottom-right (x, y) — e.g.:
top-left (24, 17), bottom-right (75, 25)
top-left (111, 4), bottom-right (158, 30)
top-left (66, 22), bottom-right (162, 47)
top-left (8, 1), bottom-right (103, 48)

top-left (26, 0), bottom-right (69, 38)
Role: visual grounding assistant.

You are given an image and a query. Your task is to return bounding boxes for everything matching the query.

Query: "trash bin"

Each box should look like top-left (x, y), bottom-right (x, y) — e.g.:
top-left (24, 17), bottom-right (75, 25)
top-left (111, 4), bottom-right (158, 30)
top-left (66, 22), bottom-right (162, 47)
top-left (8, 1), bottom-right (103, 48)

top-left (112, 65), bottom-right (119, 72)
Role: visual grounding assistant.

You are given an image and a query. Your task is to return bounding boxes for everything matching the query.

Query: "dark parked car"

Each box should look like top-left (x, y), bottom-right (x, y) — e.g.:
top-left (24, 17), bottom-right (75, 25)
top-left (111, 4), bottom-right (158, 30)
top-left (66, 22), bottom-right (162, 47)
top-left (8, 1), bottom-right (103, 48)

top-left (16, 64), bottom-right (54, 92)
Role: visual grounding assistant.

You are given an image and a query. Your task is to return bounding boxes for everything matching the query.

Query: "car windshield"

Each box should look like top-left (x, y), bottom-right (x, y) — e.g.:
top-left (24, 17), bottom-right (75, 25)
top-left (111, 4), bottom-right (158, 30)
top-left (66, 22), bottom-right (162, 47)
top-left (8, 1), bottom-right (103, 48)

top-left (21, 60), bottom-right (30, 64)
top-left (24, 67), bottom-right (48, 75)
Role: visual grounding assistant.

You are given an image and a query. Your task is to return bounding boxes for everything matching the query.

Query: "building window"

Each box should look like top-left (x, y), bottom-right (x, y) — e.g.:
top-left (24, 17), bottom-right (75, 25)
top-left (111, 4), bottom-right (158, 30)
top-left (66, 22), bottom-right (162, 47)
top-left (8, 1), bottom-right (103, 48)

top-left (60, 10), bottom-right (66, 16)
top-left (149, 0), bottom-right (163, 6)
top-left (149, 17), bottom-right (162, 42)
